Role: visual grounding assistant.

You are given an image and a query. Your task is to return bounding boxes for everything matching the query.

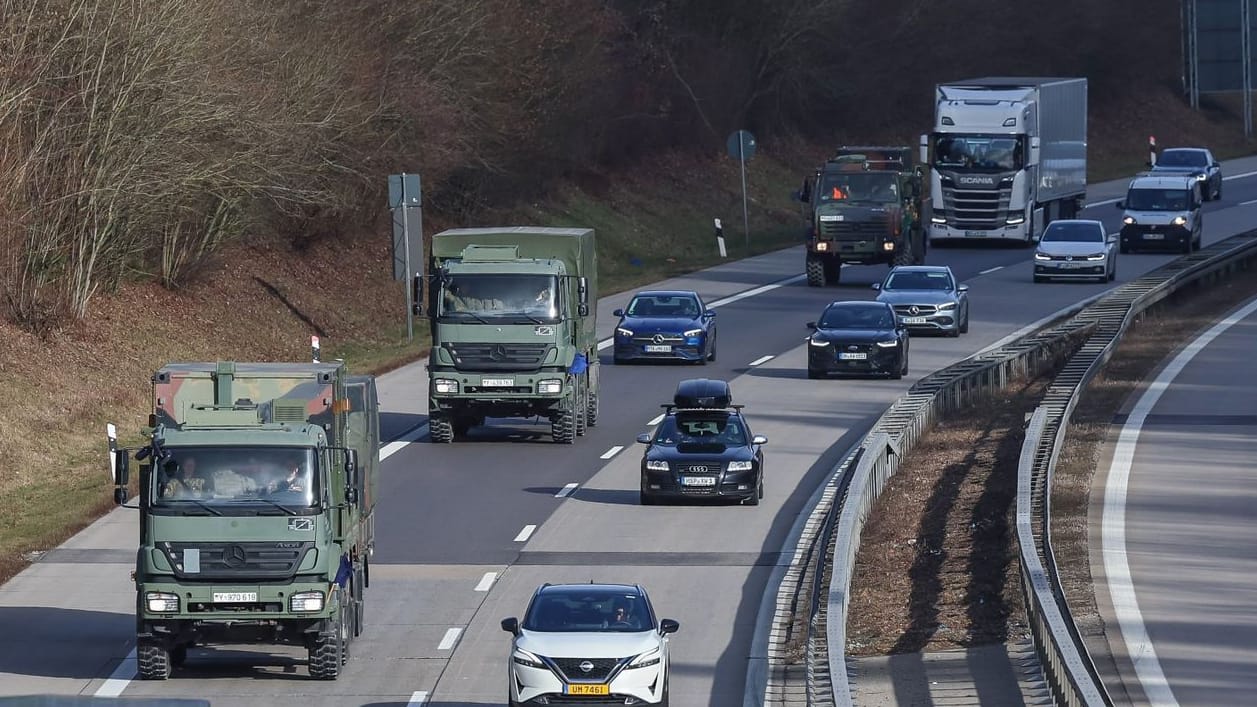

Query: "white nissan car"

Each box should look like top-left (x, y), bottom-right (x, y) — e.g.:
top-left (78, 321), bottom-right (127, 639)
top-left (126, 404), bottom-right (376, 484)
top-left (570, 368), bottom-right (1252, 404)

top-left (502, 583), bottom-right (679, 706)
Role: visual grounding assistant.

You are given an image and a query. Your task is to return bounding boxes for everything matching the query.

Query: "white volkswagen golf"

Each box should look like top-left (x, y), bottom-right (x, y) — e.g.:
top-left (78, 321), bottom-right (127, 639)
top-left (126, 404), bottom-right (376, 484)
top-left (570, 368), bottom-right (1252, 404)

top-left (501, 583), bottom-right (679, 706)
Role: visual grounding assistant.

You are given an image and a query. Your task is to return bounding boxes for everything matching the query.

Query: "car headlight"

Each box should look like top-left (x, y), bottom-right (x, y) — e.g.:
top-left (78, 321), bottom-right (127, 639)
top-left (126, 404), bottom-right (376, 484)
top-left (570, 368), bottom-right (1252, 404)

top-left (645, 460), bottom-right (669, 471)
top-left (1194, 172), bottom-right (1207, 181)
top-left (809, 337), bottom-right (830, 347)
top-left (937, 302), bottom-right (957, 311)
top-left (1034, 252), bottom-right (1051, 261)
top-left (727, 461), bottom-right (753, 472)
top-left (537, 379), bottom-right (563, 394)
top-left (512, 649), bottom-right (546, 670)
top-left (289, 590), bottom-right (325, 612)
top-left (145, 592), bottom-right (179, 613)
top-left (875, 339), bottom-right (900, 348)
top-left (433, 378), bottom-right (459, 394)
top-left (1085, 253), bottom-right (1106, 261)
top-left (683, 328), bottom-right (703, 338)
top-left (627, 648), bottom-right (661, 669)
top-left (1172, 216), bottom-right (1187, 226)
top-left (1122, 216), bottom-right (1136, 225)
top-left (616, 327), bottom-right (634, 338)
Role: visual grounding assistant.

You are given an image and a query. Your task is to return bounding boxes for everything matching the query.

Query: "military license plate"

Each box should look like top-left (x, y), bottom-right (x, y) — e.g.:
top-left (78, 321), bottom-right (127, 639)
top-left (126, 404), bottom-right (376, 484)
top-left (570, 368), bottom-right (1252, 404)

top-left (838, 352), bottom-right (867, 360)
top-left (644, 344), bottom-right (672, 353)
top-left (212, 592), bottom-right (257, 603)
top-left (481, 378), bottom-right (514, 387)
top-left (901, 316), bottom-right (927, 324)
top-left (1143, 233), bottom-right (1164, 240)
top-left (566, 684), bottom-right (610, 695)
top-left (681, 476), bottom-right (717, 486)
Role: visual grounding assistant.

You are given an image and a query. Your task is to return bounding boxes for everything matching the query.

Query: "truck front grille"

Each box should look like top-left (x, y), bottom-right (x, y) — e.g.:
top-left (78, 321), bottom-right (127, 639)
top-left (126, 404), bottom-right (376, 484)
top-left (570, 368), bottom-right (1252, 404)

top-left (160, 541), bottom-right (314, 581)
top-left (819, 220), bottom-right (887, 240)
top-left (941, 185), bottom-right (1012, 229)
top-left (444, 343), bottom-right (552, 371)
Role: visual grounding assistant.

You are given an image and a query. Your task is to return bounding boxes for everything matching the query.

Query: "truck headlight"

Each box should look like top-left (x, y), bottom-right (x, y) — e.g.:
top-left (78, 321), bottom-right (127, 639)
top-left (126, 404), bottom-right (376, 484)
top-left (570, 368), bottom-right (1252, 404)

top-left (683, 328), bottom-right (703, 338)
top-left (645, 460), bottom-right (669, 471)
top-left (882, 242), bottom-right (895, 251)
top-left (1172, 216), bottom-right (1187, 226)
top-left (512, 649), bottom-right (546, 670)
top-left (1006, 215), bottom-right (1025, 225)
top-left (289, 591), bottom-right (325, 612)
top-left (627, 648), bottom-right (661, 669)
top-left (875, 339), bottom-right (900, 348)
top-left (931, 215), bottom-right (947, 224)
top-left (727, 461), bottom-right (753, 472)
top-left (616, 327), bottom-right (634, 337)
top-left (814, 241), bottom-right (829, 252)
top-left (537, 379), bottom-right (563, 394)
top-left (433, 378), bottom-right (459, 394)
top-left (1122, 216), bottom-right (1136, 225)
top-left (145, 592), bottom-right (179, 613)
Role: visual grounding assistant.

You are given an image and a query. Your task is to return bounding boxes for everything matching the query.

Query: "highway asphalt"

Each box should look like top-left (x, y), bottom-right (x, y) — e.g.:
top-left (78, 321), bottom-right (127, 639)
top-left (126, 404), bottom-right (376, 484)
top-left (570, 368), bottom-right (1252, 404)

top-left (1098, 294), bottom-right (1257, 707)
top-left (4, 154), bottom-right (1257, 706)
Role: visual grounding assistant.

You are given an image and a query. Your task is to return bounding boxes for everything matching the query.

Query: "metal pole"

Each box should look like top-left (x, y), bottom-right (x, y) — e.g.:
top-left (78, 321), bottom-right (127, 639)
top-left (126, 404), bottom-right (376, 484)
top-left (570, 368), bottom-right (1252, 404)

top-left (1189, 0), bottom-right (1200, 109)
top-left (1245, 0), bottom-right (1253, 137)
top-left (401, 173), bottom-right (414, 342)
top-left (739, 137), bottom-right (750, 250)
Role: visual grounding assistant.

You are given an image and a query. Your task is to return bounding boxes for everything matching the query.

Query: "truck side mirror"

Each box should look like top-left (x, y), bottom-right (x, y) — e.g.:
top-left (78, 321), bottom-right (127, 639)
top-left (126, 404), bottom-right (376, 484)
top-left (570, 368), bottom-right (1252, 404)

top-left (343, 448), bottom-right (360, 505)
top-left (918, 134), bottom-right (928, 164)
top-left (411, 273), bottom-right (424, 316)
top-left (113, 449), bottom-right (130, 487)
top-left (577, 277), bottom-right (589, 317)
top-left (344, 448), bottom-right (358, 475)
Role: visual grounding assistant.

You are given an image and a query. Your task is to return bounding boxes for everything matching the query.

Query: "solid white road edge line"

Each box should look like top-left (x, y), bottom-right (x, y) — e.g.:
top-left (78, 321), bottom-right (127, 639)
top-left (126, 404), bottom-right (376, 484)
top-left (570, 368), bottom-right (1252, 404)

top-left (600, 446), bottom-right (624, 459)
top-left (1240, 198), bottom-right (1257, 206)
top-left (437, 627), bottom-right (463, 650)
top-left (93, 648), bottom-right (136, 697)
top-left (555, 483), bottom-right (578, 498)
top-left (748, 355), bottom-right (774, 366)
top-left (1102, 295), bottom-right (1257, 707)
top-left (514, 525), bottom-right (536, 542)
top-left (475, 572), bottom-right (498, 592)
top-left (380, 423), bottom-right (430, 461)
top-left (407, 691), bottom-right (429, 706)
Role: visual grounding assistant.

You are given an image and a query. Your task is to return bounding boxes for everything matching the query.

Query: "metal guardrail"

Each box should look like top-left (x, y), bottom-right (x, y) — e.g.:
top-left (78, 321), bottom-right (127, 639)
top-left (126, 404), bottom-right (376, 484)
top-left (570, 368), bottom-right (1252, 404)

top-left (754, 229), bottom-right (1257, 706)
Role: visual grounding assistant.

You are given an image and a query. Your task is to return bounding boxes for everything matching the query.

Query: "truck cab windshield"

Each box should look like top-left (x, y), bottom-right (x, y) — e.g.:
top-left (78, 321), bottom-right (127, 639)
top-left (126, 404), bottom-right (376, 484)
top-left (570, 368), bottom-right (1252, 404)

top-left (154, 447), bottom-right (318, 510)
top-left (440, 274), bottom-right (559, 322)
top-left (933, 135), bottom-right (1024, 171)
top-left (817, 173), bottom-right (900, 204)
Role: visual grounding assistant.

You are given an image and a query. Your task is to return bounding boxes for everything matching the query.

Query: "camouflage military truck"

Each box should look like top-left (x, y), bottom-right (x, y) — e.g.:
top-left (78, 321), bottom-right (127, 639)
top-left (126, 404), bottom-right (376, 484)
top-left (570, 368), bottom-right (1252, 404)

top-left (109, 361), bottom-right (379, 680)
top-left (794, 146), bottom-right (927, 286)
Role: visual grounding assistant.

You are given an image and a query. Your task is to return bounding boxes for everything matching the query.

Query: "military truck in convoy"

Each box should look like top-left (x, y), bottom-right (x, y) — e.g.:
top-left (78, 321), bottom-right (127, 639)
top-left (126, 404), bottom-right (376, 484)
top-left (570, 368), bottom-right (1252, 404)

top-left (413, 227), bottom-right (599, 444)
top-left (109, 361), bottom-right (379, 680)
top-left (795, 146), bottom-right (926, 287)
top-left (923, 77), bottom-right (1087, 245)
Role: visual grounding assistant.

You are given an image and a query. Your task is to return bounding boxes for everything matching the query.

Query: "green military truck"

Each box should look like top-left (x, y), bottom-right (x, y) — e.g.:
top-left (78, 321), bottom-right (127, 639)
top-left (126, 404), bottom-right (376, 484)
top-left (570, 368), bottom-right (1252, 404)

top-left (413, 227), bottom-right (598, 444)
top-left (109, 361), bottom-right (379, 680)
top-left (795, 146), bottom-right (927, 286)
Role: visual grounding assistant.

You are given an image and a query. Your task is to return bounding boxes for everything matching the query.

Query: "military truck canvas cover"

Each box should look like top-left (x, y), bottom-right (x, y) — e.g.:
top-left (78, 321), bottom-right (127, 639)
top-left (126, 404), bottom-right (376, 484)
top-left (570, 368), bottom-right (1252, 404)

top-left (153, 362), bottom-right (344, 429)
top-left (831, 146), bottom-right (915, 171)
top-left (431, 227), bottom-right (598, 351)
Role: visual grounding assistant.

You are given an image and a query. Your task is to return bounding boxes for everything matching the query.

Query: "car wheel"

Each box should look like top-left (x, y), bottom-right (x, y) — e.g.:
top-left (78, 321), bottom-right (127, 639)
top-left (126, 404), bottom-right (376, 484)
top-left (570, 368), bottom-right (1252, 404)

top-left (958, 307), bottom-right (969, 334)
top-left (614, 355), bottom-right (627, 365)
top-left (707, 336), bottom-right (717, 362)
top-left (640, 490), bottom-right (657, 506)
top-left (743, 488), bottom-right (760, 506)
top-left (1216, 180), bottom-right (1223, 200)
top-left (1033, 275), bottom-right (1046, 283)
top-left (1108, 260), bottom-right (1116, 281)
top-left (807, 367), bottom-right (823, 380)
top-left (1119, 242), bottom-right (1129, 254)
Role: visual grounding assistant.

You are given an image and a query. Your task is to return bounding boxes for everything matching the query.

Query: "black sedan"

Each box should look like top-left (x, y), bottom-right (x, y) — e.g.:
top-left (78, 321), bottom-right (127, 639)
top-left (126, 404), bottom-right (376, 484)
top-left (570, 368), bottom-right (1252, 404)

top-left (1150, 147), bottom-right (1223, 201)
top-left (807, 300), bottom-right (909, 379)
top-left (613, 290), bottom-right (716, 364)
top-left (637, 407), bottom-right (766, 505)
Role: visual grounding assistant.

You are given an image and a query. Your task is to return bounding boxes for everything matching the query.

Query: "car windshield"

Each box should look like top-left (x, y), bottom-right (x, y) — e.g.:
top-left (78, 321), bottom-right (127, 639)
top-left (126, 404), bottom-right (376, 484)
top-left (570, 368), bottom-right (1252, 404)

top-left (816, 172), bottom-right (899, 203)
top-left (439, 274), bottom-right (559, 322)
top-left (652, 413), bottom-right (746, 446)
top-left (524, 589), bottom-right (655, 632)
top-left (883, 270), bottom-right (953, 290)
top-left (626, 294), bottom-right (700, 318)
top-left (153, 447), bottom-right (317, 509)
top-left (1156, 150), bottom-right (1207, 168)
top-left (1041, 223), bottom-right (1103, 243)
top-left (819, 305), bottom-right (896, 329)
top-left (1125, 188), bottom-right (1189, 211)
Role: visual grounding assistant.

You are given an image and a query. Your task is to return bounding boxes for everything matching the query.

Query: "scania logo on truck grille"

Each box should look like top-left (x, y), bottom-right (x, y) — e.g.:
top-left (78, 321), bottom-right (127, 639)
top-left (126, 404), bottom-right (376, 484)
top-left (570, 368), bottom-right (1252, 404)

top-left (957, 176), bottom-right (996, 186)
top-left (223, 545), bottom-right (248, 568)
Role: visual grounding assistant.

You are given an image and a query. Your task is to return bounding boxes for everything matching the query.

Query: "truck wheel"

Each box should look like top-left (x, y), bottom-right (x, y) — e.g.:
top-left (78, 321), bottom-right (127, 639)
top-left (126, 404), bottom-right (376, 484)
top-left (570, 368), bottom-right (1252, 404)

top-left (823, 258), bottom-right (842, 285)
top-left (429, 415), bottom-right (454, 444)
top-left (586, 392), bottom-right (599, 428)
top-left (805, 254), bottom-right (826, 287)
top-left (137, 640), bottom-right (171, 680)
top-left (551, 408), bottom-right (575, 444)
top-left (452, 415), bottom-right (473, 438)
top-left (353, 570), bottom-right (366, 637)
top-left (170, 645), bottom-right (188, 668)
top-left (308, 610), bottom-right (347, 679)
top-left (892, 244), bottom-right (914, 266)
top-left (574, 386), bottom-right (588, 437)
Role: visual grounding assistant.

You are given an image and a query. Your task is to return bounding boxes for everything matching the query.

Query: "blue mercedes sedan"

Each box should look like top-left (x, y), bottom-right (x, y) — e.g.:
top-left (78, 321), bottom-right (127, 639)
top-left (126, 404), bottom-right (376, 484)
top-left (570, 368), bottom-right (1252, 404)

top-left (613, 290), bottom-right (717, 364)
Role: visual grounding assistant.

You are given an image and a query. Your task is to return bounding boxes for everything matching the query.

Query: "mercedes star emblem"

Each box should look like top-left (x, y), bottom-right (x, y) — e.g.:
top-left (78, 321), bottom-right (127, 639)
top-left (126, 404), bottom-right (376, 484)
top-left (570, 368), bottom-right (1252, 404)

top-left (908, 305), bottom-right (920, 315)
top-left (223, 545), bottom-right (248, 568)
top-left (490, 344), bottom-right (508, 361)
top-left (652, 333), bottom-right (665, 344)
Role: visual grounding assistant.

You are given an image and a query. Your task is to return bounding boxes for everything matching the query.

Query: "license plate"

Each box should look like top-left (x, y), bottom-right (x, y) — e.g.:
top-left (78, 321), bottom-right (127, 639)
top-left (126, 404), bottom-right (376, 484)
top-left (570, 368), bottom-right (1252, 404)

top-left (212, 592), bottom-right (257, 603)
top-left (1143, 233), bottom-right (1164, 240)
top-left (566, 684), bottom-right (610, 695)
top-left (964, 230), bottom-right (986, 237)
top-left (1058, 262), bottom-right (1080, 268)
top-left (481, 378), bottom-right (514, 387)
top-left (838, 352), bottom-right (867, 360)
top-left (644, 344), bottom-right (672, 353)
top-left (901, 316), bottom-right (927, 324)
top-left (682, 476), bottom-right (717, 486)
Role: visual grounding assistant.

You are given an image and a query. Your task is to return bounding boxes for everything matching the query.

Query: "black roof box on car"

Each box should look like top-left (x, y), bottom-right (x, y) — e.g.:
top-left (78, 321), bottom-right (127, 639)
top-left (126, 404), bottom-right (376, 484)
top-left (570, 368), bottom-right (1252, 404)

top-left (673, 378), bottom-right (733, 409)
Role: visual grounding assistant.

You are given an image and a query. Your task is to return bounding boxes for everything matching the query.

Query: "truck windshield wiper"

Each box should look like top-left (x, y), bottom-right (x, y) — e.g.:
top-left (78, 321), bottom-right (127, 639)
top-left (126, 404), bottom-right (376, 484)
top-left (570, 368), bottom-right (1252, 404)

top-left (445, 312), bottom-right (490, 324)
top-left (513, 313), bottom-right (547, 325)
top-left (173, 499), bottom-right (223, 516)
top-left (241, 498), bottom-right (300, 515)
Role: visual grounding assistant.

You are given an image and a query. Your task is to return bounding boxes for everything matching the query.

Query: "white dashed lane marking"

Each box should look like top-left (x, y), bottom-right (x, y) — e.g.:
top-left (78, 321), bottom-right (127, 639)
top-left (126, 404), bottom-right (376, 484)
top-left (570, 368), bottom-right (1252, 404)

top-left (600, 446), bottom-right (624, 459)
top-left (748, 355), bottom-right (774, 366)
top-left (514, 525), bottom-right (537, 542)
top-left (437, 628), bottom-right (463, 650)
top-left (475, 572), bottom-right (497, 592)
top-left (555, 483), bottom-right (578, 498)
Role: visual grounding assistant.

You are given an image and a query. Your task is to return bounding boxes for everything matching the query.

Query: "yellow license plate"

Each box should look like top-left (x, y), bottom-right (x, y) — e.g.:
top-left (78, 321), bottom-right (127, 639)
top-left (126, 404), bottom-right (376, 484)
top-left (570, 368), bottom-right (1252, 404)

top-left (565, 684), bottom-right (609, 695)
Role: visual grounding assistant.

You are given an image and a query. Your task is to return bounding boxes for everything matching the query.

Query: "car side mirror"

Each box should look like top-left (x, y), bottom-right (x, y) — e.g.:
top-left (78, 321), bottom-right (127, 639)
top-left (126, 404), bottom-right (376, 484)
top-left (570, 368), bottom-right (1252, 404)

top-left (1212, 161), bottom-right (1220, 168)
top-left (660, 618), bottom-right (680, 635)
top-left (613, 308), bottom-right (624, 317)
top-left (1114, 202), bottom-right (1124, 209)
top-left (957, 284), bottom-right (969, 293)
top-left (806, 322), bottom-right (817, 329)
top-left (501, 617), bottom-right (519, 635)
top-left (702, 310), bottom-right (716, 318)
top-left (636, 433), bottom-right (652, 444)
top-left (870, 283), bottom-right (881, 290)
top-left (752, 435), bottom-right (768, 445)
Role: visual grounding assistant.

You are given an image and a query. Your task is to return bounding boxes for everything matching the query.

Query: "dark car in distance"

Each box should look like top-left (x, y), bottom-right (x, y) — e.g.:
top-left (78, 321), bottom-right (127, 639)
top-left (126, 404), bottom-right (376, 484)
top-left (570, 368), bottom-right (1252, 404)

top-left (637, 379), bottom-right (766, 506)
top-left (807, 300), bottom-right (909, 379)
top-left (613, 290), bottom-right (716, 364)
top-left (1149, 147), bottom-right (1222, 201)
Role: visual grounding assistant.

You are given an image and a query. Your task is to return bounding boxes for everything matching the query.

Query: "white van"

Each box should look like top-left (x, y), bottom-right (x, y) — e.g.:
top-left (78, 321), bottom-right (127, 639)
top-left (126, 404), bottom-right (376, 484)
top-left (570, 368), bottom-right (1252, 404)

top-left (1115, 174), bottom-right (1202, 254)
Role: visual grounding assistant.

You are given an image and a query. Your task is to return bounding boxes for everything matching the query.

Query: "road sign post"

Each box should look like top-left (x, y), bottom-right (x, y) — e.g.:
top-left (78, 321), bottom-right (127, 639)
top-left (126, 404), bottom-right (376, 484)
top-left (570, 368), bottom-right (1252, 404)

top-left (388, 173), bottom-right (422, 342)
top-left (726, 130), bottom-right (757, 251)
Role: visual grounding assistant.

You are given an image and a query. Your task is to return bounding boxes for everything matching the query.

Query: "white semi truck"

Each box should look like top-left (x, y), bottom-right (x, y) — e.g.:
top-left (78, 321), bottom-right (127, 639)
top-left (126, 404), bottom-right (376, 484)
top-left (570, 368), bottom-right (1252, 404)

top-left (921, 77), bottom-right (1087, 245)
